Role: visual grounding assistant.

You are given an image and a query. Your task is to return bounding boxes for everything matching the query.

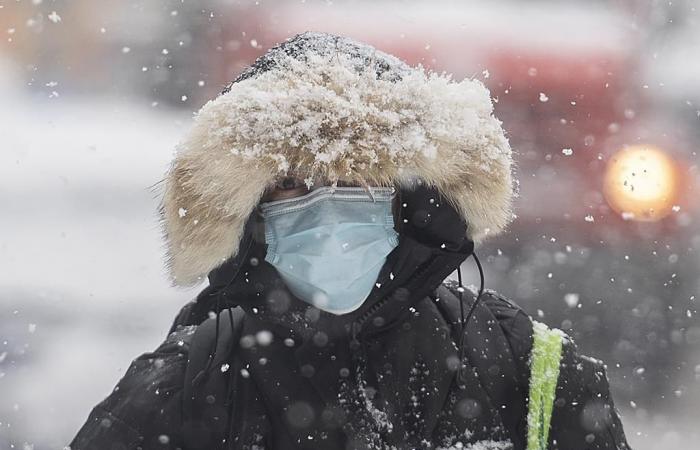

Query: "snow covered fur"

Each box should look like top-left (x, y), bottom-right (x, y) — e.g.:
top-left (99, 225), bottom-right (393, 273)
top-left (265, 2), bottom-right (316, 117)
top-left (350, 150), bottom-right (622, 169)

top-left (161, 32), bottom-right (514, 285)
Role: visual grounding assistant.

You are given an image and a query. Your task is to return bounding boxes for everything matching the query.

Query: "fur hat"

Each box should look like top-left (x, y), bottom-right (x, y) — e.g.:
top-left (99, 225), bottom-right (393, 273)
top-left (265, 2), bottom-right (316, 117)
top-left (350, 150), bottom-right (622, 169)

top-left (160, 32), bottom-right (513, 286)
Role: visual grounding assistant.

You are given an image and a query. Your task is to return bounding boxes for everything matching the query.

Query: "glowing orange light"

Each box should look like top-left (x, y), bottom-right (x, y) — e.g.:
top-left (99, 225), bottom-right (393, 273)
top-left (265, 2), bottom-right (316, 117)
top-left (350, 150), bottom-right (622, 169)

top-left (603, 145), bottom-right (679, 221)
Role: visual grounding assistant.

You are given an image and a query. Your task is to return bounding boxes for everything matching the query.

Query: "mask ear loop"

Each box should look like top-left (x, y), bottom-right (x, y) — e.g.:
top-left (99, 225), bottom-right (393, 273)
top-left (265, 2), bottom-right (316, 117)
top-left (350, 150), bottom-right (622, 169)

top-left (357, 178), bottom-right (382, 202)
top-left (455, 252), bottom-right (485, 385)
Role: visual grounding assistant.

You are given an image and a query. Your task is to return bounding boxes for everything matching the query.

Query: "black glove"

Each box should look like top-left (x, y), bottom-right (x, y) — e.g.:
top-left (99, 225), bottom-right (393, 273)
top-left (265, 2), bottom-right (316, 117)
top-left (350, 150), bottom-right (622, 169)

top-left (397, 183), bottom-right (472, 252)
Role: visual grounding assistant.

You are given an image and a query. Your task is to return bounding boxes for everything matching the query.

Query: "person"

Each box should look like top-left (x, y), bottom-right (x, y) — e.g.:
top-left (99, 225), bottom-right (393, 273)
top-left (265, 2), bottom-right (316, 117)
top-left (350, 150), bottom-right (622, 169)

top-left (70, 32), bottom-right (631, 450)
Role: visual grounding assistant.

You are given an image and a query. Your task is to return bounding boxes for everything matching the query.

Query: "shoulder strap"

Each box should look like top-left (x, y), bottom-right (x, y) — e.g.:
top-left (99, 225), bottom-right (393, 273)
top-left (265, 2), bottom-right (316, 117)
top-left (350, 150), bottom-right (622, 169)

top-left (526, 321), bottom-right (564, 450)
top-left (182, 307), bottom-right (246, 450)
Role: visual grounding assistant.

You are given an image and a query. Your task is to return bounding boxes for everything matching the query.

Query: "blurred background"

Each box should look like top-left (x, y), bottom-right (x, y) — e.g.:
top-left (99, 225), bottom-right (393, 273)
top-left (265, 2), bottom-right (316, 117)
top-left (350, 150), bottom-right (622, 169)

top-left (1, 0), bottom-right (698, 449)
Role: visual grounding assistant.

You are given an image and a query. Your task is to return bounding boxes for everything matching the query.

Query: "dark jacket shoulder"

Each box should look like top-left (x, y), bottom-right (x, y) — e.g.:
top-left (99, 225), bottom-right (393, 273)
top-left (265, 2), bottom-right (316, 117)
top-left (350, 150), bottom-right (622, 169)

top-left (550, 334), bottom-right (631, 449)
top-left (436, 282), bottom-right (533, 380)
top-left (70, 325), bottom-right (196, 450)
top-left (436, 282), bottom-right (631, 450)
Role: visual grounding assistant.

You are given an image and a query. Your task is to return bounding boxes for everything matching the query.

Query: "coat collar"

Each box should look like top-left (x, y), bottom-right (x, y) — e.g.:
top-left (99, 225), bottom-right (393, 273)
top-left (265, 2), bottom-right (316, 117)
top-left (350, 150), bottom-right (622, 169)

top-left (210, 231), bottom-right (472, 346)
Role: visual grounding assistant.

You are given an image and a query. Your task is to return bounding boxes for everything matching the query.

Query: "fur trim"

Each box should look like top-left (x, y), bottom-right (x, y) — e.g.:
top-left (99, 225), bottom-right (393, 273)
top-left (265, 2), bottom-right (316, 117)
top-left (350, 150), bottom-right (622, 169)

top-left (161, 33), bottom-right (513, 285)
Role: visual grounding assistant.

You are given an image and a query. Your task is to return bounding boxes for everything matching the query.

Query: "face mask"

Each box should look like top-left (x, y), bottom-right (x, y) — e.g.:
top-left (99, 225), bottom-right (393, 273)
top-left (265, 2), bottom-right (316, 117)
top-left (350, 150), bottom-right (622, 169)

top-left (260, 186), bottom-right (399, 315)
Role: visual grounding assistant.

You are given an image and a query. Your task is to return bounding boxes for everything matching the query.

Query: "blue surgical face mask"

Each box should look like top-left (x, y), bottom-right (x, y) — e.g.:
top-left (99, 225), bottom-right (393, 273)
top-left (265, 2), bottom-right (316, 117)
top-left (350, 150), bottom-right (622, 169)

top-left (260, 186), bottom-right (399, 315)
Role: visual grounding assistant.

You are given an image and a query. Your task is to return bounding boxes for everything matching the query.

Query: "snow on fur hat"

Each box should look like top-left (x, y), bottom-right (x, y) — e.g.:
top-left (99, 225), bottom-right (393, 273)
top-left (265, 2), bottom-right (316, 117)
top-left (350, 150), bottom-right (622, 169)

top-left (160, 32), bottom-right (513, 286)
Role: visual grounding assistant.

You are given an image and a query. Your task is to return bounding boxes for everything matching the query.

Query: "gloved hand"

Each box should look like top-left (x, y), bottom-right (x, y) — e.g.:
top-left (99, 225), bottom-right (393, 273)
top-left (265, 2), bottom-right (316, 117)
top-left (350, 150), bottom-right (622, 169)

top-left (397, 183), bottom-right (473, 252)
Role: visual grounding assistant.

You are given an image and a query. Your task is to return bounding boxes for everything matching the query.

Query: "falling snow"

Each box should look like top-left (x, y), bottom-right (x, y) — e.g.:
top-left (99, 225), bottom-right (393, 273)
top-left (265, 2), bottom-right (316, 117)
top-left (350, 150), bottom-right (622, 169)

top-left (47, 11), bottom-right (61, 23)
top-left (1, 2), bottom-right (698, 450)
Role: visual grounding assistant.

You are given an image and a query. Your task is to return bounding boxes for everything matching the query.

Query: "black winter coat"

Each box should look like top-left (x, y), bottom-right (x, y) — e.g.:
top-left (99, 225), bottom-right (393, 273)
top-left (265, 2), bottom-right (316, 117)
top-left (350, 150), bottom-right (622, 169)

top-left (70, 189), bottom-right (631, 450)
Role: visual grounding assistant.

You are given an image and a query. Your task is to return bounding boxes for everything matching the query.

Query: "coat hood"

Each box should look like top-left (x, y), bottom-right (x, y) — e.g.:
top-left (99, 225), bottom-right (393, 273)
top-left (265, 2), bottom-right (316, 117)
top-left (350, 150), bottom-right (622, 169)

top-left (160, 31), bottom-right (514, 286)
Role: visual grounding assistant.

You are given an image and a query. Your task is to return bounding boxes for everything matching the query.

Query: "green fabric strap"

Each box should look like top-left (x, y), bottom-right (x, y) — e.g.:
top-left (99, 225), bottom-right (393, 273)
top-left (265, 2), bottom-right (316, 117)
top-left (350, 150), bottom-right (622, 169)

top-left (526, 321), bottom-right (564, 450)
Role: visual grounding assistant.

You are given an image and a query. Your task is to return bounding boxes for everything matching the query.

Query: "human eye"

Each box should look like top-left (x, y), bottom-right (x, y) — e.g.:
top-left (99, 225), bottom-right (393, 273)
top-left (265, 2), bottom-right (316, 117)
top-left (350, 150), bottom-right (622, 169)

top-left (261, 177), bottom-right (310, 202)
top-left (275, 177), bottom-right (305, 190)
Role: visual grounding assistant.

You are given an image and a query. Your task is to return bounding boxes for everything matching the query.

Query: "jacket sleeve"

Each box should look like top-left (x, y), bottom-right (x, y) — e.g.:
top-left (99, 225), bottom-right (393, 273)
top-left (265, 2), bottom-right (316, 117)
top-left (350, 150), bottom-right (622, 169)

top-left (549, 337), bottom-right (631, 450)
top-left (69, 325), bottom-right (196, 450)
